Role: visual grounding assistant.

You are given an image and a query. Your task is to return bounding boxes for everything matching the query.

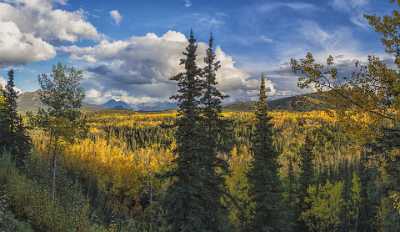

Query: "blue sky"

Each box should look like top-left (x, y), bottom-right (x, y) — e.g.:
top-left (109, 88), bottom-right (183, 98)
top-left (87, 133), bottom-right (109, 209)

top-left (0, 0), bottom-right (395, 104)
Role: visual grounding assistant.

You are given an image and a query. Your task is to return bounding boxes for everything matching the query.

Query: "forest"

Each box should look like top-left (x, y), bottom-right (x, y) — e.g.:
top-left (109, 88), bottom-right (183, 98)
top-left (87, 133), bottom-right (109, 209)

top-left (0, 1), bottom-right (400, 232)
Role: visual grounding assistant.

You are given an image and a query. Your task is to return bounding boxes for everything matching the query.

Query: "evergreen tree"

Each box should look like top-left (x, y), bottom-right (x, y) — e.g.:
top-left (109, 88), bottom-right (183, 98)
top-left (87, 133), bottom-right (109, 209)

top-left (248, 73), bottom-right (285, 231)
top-left (199, 33), bottom-right (230, 230)
top-left (2, 70), bottom-right (31, 167)
top-left (13, 116), bottom-right (31, 168)
top-left (164, 30), bottom-right (212, 232)
top-left (4, 70), bottom-right (18, 136)
top-left (348, 172), bottom-right (361, 232)
top-left (297, 134), bottom-right (314, 231)
top-left (358, 149), bottom-right (377, 232)
top-left (286, 157), bottom-right (297, 231)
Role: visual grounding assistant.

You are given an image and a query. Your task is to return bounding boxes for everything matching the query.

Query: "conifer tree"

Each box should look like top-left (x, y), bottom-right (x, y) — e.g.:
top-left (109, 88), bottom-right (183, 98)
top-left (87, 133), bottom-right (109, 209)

top-left (286, 157), bottom-right (297, 231)
top-left (199, 33), bottom-right (230, 230)
top-left (5, 70), bottom-right (18, 135)
top-left (3, 70), bottom-right (31, 167)
top-left (297, 134), bottom-right (314, 231)
top-left (13, 115), bottom-right (31, 168)
top-left (164, 30), bottom-right (211, 232)
top-left (248, 73), bottom-right (284, 231)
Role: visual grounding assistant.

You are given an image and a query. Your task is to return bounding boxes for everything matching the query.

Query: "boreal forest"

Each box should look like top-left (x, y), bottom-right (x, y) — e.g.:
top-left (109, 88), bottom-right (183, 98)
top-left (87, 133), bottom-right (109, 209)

top-left (0, 0), bottom-right (400, 231)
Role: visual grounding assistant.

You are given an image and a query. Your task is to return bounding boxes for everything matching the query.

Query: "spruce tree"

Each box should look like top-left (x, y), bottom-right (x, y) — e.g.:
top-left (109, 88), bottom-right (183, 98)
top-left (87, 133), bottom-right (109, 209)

top-left (199, 33), bottom-right (230, 230)
top-left (1, 70), bottom-right (17, 152)
top-left (5, 70), bottom-right (18, 134)
top-left (13, 115), bottom-right (31, 168)
top-left (297, 134), bottom-right (314, 231)
top-left (248, 73), bottom-right (284, 231)
top-left (164, 30), bottom-right (211, 232)
top-left (3, 70), bottom-right (30, 167)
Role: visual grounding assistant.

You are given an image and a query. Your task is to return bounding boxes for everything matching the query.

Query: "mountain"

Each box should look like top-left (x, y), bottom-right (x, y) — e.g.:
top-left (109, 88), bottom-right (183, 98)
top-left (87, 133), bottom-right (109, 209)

top-left (102, 99), bottom-right (131, 109)
top-left (224, 92), bottom-right (330, 112)
top-left (17, 91), bottom-right (44, 113)
top-left (17, 91), bottom-right (103, 112)
top-left (16, 90), bottom-right (329, 113)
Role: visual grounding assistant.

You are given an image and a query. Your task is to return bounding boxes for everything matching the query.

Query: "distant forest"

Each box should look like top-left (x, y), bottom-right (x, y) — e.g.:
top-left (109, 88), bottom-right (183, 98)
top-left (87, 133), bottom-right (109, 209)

top-left (1, 1), bottom-right (400, 232)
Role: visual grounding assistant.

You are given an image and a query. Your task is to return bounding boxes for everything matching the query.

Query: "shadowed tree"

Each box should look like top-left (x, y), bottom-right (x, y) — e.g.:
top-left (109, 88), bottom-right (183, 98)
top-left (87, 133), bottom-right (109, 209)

top-left (2, 70), bottom-right (31, 167)
top-left (199, 33), bottom-right (231, 231)
top-left (248, 73), bottom-right (285, 231)
top-left (164, 30), bottom-right (215, 232)
top-left (296, 134), bottom-right (315, 232)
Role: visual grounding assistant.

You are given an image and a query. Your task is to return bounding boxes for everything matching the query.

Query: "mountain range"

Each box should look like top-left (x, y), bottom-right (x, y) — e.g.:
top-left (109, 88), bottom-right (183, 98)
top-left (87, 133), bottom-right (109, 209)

top-left (16, 91), bottom-right (327, 112)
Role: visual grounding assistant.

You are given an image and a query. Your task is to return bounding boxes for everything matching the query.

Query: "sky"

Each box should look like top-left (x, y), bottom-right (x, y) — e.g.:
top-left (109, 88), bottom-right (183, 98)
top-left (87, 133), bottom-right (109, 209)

top-left (0, 0), bottom-right (395, 105)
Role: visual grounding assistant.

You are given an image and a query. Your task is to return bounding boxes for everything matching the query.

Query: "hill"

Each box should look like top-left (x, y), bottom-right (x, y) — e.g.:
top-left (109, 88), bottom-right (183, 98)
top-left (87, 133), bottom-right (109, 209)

top-left (224, 92), bottom-right (330, 112)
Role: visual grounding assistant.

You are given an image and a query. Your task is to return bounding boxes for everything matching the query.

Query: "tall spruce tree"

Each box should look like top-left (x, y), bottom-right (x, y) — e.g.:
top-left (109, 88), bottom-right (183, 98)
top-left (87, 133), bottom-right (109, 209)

top-left (248, 73), bottom-right (285, 231)
top-left (3, 70), bottom-right (30, 167)
top-left (5, 70), bottom-right (18, 134)
top-left (164, 30), bottom-right (211, 232)
top-left (297, 134), bottom-right (314, 232)
top-left (199, 33), bottom-right (230, 230)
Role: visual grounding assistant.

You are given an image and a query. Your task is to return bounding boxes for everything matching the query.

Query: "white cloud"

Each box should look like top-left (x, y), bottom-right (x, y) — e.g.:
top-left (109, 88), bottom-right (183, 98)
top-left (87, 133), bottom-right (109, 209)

top-left (331, 0), bottom-right (370, 28)
top-left (0, 75), bottom-right (23, 93)
top-left (184, 0), bottom-right (192, 8)
top-left (0, 0), bottom-right (99, 42)
top-left (0, 0), bottom-right (99, 64)
top-left (332, 0), bottom-right (368, 11)
top-left (278, 20), bottom-right (365, 62)
top-left (110, 10), bottom-right (122, 25)
top-left (259, 35), bottom-right (274, 43)
top-left (56, 0), bottom-right (68, 5)
top-left (0, 21), bottom-right (56, 65)
top-left (61, 31), bottom-right (267, 104)
top-left (0, 76), bottom-right (5, 88)
top-left (259, 2), bottom-right (319, 12)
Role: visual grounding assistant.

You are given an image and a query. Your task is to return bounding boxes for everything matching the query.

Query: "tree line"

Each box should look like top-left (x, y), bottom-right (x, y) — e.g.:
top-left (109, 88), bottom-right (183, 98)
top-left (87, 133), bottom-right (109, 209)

top-left (1, 0), bottom-right (400, 231)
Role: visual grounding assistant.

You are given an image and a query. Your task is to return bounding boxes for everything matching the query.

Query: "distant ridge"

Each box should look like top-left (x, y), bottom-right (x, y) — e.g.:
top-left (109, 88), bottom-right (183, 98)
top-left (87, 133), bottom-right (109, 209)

top-left (17, 91), bottom-right (328, 113)
top-left (224, 92), bottom-right (330, 112)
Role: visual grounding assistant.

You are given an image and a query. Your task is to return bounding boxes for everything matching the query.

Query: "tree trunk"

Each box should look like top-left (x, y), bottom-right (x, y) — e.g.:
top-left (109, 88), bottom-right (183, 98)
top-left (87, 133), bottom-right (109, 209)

top-left (51, 141), bottom-right (57, 202)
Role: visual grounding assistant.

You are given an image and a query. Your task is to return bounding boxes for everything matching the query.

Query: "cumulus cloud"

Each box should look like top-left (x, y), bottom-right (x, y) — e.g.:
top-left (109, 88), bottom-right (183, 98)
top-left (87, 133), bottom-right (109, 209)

top-left (0, 0), bottom-right (99, 64)
top-left (0, 21), bottom-right (56, 65)
top-left (110, 10), bottom-right (122, 25)
top-left (237, 19), bottom-right (377, 99)
top-left (61, 31), bottom-right (267, 104)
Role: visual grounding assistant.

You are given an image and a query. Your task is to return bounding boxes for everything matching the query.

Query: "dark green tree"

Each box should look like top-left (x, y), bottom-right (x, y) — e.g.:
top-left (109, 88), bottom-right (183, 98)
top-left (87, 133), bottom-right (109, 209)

top-left (248, 73), bottom-right (285, 231)
top-left (164, 30), bottom-right (213, 232)
top-left (296, 134), bottom-right (315, 231)
top-left (13, 116), bottom-right (31, 168)
top-left (199, 33), bottom-right (230, 230)
top-left (4, 70), bottom-right (18, 136)
top-left (2, 70), bottom-right (31, 167)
